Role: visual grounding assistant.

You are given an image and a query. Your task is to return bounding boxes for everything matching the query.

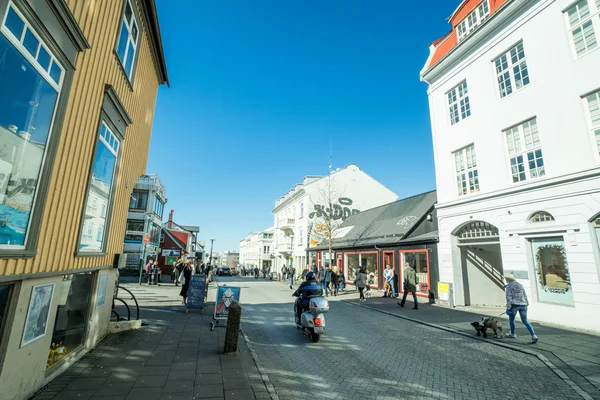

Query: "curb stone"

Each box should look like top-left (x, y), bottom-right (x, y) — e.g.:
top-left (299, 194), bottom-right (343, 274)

top-left (240, 327), bottom-right (279, 400)
top-left (343, 300), bottom-right (595, 400)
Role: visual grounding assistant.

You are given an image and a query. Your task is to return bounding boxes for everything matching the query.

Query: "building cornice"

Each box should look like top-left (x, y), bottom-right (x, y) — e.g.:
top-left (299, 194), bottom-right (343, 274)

top-left (272, 188), bottom-right (306, 214)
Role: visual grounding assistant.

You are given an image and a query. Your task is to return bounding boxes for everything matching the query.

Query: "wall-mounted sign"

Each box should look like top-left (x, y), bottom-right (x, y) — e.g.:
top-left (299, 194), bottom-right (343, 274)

top-left (96, 274), bottom-right (108, 309)
top-left (22, 284), bottom-right (55, 347)
top-left (162, 249), bottom-right (180, 257)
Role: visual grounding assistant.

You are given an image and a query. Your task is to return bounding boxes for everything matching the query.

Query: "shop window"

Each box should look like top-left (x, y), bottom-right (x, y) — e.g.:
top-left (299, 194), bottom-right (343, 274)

top-left (531, 237), bottom-right (574, 306)
top-left (361, 253), bottom-right (378, 287)
top-left (402, 251), bottom-right (430, 296)
top-left (0, 284), bottom-right (13, 346)
top-left (595, 217), bottom-right (600, 253)
top-left (0, 4), bottom-right (63, 248)
top-left (345, 253), bottom-right (359, 281)
top-left (344, 253), bottom-right (378, 286)
top-left (47, 273), bottom-right (93, 369)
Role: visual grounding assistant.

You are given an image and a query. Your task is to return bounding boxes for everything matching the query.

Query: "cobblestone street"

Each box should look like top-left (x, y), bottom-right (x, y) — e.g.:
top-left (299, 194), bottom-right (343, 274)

top-left (236, 277), bottom-right (591, 400)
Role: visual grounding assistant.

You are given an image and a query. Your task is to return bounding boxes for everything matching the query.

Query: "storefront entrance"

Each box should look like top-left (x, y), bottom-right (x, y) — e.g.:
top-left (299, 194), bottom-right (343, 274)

top-left (399, 250), bottom-right (430, 298)
top-left (530, 237), bottom-right (574, 306)
top-left (454, 221), bottom-right (505, 307)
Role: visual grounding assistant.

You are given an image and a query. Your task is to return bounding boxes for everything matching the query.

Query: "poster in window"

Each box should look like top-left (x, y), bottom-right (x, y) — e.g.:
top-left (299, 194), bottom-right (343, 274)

top-left (96, 274), bottom-right (108, 309)
top-left (531, 237), bottom-right (574, 306)
top-left (22, 283), bottom-right (55, 347)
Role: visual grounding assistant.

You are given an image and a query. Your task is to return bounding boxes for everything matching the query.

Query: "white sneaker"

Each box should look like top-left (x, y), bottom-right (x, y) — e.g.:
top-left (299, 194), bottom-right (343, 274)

top-left (506, 333), bottom-right (517, 339)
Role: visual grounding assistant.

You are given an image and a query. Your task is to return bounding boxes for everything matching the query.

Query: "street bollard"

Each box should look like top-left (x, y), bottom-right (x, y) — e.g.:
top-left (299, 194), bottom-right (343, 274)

top-left (223, 302), bottom-right (242, 354)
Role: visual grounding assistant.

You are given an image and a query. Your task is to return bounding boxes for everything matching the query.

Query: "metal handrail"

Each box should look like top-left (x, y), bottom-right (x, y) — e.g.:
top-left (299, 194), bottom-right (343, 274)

top-left (112, 285), bottom-right (140, 321)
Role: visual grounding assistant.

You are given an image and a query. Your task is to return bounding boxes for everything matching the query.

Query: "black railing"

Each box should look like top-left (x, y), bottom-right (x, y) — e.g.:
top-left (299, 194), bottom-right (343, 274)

top-left (111, 285), bottom-right (140, 321)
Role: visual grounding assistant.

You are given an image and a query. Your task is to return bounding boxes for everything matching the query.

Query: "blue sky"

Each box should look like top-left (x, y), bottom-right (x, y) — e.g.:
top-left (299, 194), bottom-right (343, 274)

top-left (147, 1), bottom-right (457, 253)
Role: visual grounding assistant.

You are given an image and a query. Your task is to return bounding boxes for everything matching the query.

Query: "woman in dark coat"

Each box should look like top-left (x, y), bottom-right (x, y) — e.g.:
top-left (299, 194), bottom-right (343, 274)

top-left (180, 260), bottom-right (194, 313)
top-left (331, 268), bottom-right (340, 296)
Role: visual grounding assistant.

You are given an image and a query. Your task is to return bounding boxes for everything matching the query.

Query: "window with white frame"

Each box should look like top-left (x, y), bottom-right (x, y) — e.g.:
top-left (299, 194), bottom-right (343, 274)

top-left (456, 1), bottom-right (490, 41)
top-left (300, 202), bottom-right (304, 218)
top-left (453, 145), bottom-right (479, 196)
top-left (584, 89), bottom-right (600, 157)
top-left (564, 0), bottom-right (599, 57)
top-left (0, 3), bottom-right (64, 248)
top-left (447, 81), bottom-right (471, 125)
top-left (79, 123), bottom-right (120, 253)
top-left (299, 227), bottom-right (304, 245)
top-left (116, 0), bottom-right (140, 79)
top-left (504, 118), bottom-right (545, 183)
top-left (494, 42), bottom-right (530, 98)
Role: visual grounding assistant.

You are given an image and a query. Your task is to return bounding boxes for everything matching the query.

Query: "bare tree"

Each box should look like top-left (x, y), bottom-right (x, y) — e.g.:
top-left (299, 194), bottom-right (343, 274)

top-left (308, 171), bottom-right (347, 268)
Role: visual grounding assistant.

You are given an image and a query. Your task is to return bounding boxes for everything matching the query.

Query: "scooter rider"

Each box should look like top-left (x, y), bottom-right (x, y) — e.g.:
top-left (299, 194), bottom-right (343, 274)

top-left (292, 272), bottom-right (323, 324)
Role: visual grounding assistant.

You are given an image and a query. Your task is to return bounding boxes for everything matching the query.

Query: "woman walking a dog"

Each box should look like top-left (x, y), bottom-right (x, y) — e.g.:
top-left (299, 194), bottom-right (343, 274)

top-left (505, 273), bottom-right (538, 343)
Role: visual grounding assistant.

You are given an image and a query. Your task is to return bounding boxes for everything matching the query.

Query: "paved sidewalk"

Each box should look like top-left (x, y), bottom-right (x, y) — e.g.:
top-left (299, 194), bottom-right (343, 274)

top-left (341, 292), bottom-right (600, 398)
top-left (32, 300), bottom-right (269, 400)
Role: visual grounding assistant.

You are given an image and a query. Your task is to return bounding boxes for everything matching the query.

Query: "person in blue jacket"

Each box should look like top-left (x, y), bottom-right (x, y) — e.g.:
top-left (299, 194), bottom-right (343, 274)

top-left (292, 272), bottom-right (323, 324)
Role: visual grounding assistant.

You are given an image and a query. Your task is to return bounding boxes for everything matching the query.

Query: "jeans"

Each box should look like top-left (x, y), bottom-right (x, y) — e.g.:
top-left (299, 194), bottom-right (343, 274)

top-left (289, 276), bottom-right (294, 286)
top-left (323, 281), bottom-right (331, 295)
top-left (338, 281), bottom-right (345, 292)
top-left (400, 291), bottom-right (418, 307)
top-left (509, 305), bottom-right (536, 337)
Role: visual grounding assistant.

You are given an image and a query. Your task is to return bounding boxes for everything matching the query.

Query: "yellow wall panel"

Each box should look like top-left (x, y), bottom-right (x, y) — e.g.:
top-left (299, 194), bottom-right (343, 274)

top-left (1, 0), bottom-right (164, 276)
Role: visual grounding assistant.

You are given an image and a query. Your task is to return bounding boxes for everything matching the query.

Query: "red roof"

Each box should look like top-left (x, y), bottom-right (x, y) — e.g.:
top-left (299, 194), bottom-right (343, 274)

top-left (169, 229), bottom-right (189, 247)
top-left (425, 0), bottom-right (510, 71)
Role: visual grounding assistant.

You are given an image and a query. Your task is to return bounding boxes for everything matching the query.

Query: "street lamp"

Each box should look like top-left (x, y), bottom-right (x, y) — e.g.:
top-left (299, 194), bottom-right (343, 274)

top-left (208, 239), bottom-right (215, 268)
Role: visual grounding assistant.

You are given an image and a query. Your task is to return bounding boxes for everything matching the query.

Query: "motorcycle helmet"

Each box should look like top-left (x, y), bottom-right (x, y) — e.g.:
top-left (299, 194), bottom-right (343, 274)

top-left (305, 272), bottom-right (315, 280)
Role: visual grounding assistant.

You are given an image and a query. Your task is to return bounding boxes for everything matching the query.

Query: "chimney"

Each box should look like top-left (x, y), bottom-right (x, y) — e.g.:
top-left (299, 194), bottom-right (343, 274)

top-left (168, 209), bottom-right (174, 228)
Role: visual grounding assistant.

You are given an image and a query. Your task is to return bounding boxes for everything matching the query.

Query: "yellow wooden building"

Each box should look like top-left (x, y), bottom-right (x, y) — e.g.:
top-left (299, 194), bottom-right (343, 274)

top-left (0, 0), bottom-right (169, 397)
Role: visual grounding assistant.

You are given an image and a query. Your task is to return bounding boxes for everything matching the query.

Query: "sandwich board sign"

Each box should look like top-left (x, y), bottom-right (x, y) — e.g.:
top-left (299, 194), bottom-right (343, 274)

top-left (213, 285), bottom-right (241, 320)
top-left (186, 274), bottom-right (207, 310)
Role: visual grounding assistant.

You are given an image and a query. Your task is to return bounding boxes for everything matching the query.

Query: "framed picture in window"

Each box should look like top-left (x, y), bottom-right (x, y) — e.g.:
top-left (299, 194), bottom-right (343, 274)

top-left (22, 283), bottom-right (55, 347)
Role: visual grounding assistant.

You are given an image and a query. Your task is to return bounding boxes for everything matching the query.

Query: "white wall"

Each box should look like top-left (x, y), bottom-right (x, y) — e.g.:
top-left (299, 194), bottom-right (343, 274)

top-left (271, 164), bottom-right (398, 271)
top-left (427, 0), bottom-right (600, 206)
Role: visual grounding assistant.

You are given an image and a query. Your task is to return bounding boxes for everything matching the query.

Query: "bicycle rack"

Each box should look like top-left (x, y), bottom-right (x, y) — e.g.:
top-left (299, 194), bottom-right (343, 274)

top-left (111, 285), bottom-right (140, 321)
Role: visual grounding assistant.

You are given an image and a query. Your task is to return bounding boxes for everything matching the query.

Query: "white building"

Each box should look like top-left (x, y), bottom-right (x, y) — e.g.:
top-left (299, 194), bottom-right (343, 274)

top-left (238, 228), bottom-right (275, 271)
top-left (272, 164), bottom-right (398, 275)
top-left (123, 174), bottom-right (167, 268)
top-left (421, 0), bottom-right (600, 331)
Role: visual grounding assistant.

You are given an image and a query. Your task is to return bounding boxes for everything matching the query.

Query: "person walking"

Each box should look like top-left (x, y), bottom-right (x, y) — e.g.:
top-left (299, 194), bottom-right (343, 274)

top-left (338, 270), bottom-right (346, 293)
top-left (179, 260), bottom-right (194, 313)
top-left (505, 274), bottom-right (538, 343)
top-left (354, 267), bottom-right (368, 302)
top-left (143, 259), bottom-right (152, 283)
top-left (318, 266), bottom-right (326, 292)
top-left (289, 266), bottom-right (296, 289)
top-left (323, 265), bottom-right (333, 297)
top-left (331, 268), bottom-right (340, 296)
top-left (153, 260), bottom-right (161, 283)
top-left (398, 262), bottom-right (418, 309)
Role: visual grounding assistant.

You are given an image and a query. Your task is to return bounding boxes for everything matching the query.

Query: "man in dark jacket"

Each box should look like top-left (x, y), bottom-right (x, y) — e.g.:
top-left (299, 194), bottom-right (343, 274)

top-left (292, 272), bottom-right (323, 324)
top-left (323, 266), bottom-right (333, 297)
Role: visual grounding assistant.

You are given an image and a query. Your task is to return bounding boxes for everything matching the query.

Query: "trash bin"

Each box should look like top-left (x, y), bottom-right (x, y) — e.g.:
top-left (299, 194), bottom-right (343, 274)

top-left (148, 269), bottom-right (159, 286)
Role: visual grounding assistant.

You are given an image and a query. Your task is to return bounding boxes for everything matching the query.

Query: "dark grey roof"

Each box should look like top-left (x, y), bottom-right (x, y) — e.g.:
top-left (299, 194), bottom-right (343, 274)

top-left (180, 225), bottom-right (200, 233)
top-left (311, 190), bottom-right (437, 250)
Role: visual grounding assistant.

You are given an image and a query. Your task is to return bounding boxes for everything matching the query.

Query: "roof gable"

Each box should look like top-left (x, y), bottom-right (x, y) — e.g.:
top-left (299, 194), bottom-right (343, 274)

top-left (424, 0), bottom-right (511, 73)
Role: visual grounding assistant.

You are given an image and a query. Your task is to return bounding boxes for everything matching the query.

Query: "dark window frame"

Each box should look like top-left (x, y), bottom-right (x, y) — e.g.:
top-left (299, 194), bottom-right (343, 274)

top-left (129, 190), bottom-right (149, 211)
top-left (0, 0), bottom-right (83, 258)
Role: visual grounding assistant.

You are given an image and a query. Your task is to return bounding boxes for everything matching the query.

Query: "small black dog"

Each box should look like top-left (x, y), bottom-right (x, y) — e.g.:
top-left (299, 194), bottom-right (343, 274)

top-left (471, 317), bottom-right (504, 338)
